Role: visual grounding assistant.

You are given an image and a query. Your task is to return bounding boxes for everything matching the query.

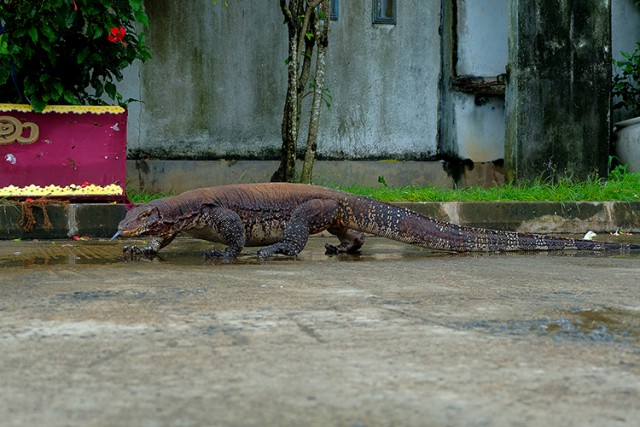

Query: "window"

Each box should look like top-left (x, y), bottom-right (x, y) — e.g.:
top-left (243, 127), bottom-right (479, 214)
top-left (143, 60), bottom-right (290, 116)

top-left (330, 0), bottom-right (339, 21)
top-left (372, 0), bottom-right (396, 25)
top-left (318, 0), bottom-right (339, 21)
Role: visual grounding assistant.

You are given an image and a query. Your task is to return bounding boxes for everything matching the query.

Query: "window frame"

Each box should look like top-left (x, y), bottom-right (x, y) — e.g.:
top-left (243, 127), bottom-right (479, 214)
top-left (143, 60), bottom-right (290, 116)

top-left (372, 0), bottom-right (397, 25)
top-left (330, 0), bottom-right (339, 21)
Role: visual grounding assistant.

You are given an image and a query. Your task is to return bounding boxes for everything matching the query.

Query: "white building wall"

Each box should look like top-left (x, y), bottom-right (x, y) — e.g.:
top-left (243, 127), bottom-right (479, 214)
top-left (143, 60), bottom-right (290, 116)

top-left (456, 0), bottom-right (508, 76)
top-left (612, 0), bottom-right (640, 61)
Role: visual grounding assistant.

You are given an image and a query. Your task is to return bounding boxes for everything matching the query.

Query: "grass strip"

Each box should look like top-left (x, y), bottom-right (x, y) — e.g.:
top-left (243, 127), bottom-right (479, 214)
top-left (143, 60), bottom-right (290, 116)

top-left (341, 170), bottom-right (640, 203)
top-left (127, 172), bottom-right (640, 204)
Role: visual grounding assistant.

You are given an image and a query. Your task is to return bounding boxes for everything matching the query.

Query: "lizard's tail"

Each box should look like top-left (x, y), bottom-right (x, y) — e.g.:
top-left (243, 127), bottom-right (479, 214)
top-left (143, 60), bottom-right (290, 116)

top-left (344, 197), bottom-right (640, 253)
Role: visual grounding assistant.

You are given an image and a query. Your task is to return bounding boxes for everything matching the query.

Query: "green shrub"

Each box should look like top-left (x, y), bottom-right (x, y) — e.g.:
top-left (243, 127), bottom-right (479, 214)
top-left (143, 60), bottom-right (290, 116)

top-left (0, 0), bottom-right (151, 112)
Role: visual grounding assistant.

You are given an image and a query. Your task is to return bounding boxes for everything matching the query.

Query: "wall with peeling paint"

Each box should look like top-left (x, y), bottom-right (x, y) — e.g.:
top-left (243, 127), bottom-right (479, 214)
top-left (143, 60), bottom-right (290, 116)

top-left (446, 0), bottom-right (508, 162)
top-left (119, 0), bottom-right (640, 165)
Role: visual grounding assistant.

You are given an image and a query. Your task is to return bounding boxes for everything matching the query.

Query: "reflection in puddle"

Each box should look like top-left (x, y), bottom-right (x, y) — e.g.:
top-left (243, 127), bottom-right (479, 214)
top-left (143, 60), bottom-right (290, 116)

top-left (1, 243), bottom-right (120, 268)
top-left (0, 238), bottom-right (454, 268)
top-left (0, 235), bottom-right (639, 268)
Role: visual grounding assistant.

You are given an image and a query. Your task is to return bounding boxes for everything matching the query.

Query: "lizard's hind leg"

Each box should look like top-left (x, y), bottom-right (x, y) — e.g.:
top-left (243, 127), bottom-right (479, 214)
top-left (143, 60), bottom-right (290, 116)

top-left (257, 199), bottom-right (341, 258)
top-left (325, 227), bottom-right (365, 254)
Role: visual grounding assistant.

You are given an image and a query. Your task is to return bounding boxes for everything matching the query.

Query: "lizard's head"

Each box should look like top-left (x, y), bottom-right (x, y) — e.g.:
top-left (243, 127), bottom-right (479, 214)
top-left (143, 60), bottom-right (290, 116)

top-left (114, 203), bottom-right (163, 238)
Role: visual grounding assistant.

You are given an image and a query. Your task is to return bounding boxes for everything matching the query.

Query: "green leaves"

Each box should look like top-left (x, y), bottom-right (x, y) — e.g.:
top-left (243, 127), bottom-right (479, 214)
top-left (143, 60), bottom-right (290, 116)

top-left (0, 34), bottom-right (9, 56)
top-left (27, 28), bottom-right (38, 44)
top-left (77, 48), bottom-right (90, 64)
top-left (40, 26), bottom-right (57, 43)
top-left (52, 82), bottom-right (64, 97)
top-left (0, 0), bottom-right (152, 112)
top-left (130, 0), bottom-right (150, 27)
top-left (613, 45), bottom-right (640, 117)
top-left (133, 9), bottom-right (149, 27)
top-left (104, 82), bottom-right (117, 100)
top-left (63, 90), bottom-right (80, 105)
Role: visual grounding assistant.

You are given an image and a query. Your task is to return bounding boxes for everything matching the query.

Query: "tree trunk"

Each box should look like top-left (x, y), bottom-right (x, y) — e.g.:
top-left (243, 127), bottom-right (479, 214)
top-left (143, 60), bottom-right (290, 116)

top-left (300, 0), bottom-right (330, 184)
top-left (272, 0), bottom-right (322, 183)
top-left (271, 48), bottom-right (299, 182)
top-left (272, 1), bottom-right (300, 182)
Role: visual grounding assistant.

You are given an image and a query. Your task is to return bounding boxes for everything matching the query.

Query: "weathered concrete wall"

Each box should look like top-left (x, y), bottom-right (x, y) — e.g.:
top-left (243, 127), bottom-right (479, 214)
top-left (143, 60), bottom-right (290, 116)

top-left (450, 92), bottom-right (505, 162)
top-left (505, 0), bottom-right (611, 182)
top-left (450, 0), bottom-right (639, 163)
top-left (440, 0), bottom-right (508, 162)
top-left (122, 0), bottom-right (440, 160)
top-left (118, 1), bottom-right (640, 172)
top-left (323, 1), bottom-right (441, 159)
top-left (125, 160), bottom-right (455, 192)
top-left (455, 0), bottom-right (507, 162)
top-left (124, 1), bottom-right (287, 159)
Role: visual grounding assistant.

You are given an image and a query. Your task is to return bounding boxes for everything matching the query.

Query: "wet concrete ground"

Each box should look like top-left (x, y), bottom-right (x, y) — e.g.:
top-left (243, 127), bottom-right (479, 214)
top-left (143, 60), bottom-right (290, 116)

top-left (1, 236), bottom-right (639, 426)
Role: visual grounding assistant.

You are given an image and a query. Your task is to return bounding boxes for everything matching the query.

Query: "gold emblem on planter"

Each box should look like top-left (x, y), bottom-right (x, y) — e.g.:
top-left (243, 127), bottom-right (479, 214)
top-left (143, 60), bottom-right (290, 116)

top-left (0, 115), bottom-right (40, 145)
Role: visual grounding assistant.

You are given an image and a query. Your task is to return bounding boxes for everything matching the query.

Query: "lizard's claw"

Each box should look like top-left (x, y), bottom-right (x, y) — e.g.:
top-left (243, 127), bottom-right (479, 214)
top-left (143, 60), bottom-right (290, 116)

top-left (122, 245), bottom-right (159, 261)
top-left (324, 243), bottom-right (342, 255)
top-left (202, 248), bottom-right (239, 260)
top-left (123, 244), bottom-right (156, 255)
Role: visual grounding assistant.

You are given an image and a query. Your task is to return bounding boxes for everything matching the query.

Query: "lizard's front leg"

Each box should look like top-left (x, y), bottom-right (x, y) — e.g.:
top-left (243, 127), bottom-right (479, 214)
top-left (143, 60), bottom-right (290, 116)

top-left (123, 234), bottom-right (176, 257)
top-left (201, 207), bottom-right (246, 259)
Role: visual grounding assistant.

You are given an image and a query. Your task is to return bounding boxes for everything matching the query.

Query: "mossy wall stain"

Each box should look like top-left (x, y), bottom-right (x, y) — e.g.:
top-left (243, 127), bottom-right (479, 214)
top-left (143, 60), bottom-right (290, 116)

top-left (505, 0), bottom-right (611, 183)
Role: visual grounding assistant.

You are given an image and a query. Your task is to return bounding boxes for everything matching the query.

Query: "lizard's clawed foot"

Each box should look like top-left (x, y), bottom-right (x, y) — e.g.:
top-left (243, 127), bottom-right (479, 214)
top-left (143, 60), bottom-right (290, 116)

top-left (324, 243), bottom-right (342, 255)
top-left (324, 243), bottom-right (361, 255)
top-left (202, 248), bottom-right (238, 260)
top-left (122, 245), bottom-right (159, 261)
top-left (256, 247), bottom-right (274, 259)
top-left (257, 243), bottom-right (299, 259)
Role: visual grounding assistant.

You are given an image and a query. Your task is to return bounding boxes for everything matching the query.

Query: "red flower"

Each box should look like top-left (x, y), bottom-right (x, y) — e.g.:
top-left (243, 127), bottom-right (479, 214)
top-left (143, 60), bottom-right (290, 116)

top-left (108, 26), bottom-right (128, 46)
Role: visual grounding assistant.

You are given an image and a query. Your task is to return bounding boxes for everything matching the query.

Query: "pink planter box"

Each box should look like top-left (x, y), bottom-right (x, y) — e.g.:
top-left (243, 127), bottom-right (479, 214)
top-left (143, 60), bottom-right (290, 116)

top-left (0, 104), bottom-right (127, 201)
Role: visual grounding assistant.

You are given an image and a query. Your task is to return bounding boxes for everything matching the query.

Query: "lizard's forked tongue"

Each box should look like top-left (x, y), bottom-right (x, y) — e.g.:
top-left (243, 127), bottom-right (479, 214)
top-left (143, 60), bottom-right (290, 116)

top-left (110, 230), bottom-right (123, 241)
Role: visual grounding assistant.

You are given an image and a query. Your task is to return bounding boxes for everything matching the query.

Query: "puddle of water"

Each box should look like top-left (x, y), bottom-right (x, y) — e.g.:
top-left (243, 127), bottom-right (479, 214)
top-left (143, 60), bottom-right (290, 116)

top-left (0, 238), bottom-right (453, 268)
top-left (456, 307), bottom-right (640, 344)
top-left (0, 234), bottom-right (638, 268)
top-left (542, 308), bottom-right (640, 341)
top-left (0, 241), bottom-right (119, 268)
